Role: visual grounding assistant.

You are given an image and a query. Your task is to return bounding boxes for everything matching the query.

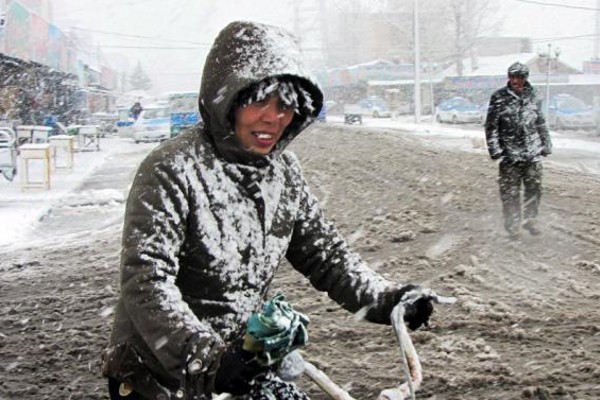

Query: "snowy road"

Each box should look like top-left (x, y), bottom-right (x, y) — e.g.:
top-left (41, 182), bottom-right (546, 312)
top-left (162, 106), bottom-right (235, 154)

top-left (328, 115), bottom-right (600, 176)
top-left (1, 124), bottom-right (599, 399)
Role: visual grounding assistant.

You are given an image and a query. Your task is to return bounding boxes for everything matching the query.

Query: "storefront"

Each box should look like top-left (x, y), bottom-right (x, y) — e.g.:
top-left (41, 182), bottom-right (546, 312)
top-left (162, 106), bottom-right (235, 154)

top-left (0, 53), bottom-right (78, 125)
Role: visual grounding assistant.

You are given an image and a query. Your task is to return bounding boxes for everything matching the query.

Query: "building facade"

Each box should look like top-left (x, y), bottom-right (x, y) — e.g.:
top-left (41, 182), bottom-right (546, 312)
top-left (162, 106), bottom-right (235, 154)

top-left (0, 0), bottom-right (117, 123)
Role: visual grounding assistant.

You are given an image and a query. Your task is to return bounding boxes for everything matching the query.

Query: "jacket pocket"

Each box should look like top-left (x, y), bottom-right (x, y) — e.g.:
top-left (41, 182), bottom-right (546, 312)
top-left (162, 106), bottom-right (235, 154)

top-left (101, 343), bottom-right (174, 399)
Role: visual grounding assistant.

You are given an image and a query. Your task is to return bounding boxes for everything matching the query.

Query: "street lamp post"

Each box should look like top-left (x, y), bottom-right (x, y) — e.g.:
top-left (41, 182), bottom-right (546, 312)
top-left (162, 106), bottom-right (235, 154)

top-left (413, 0), bottom-right (421, 124)
top-left (539, 43), bottom-right (560, 118)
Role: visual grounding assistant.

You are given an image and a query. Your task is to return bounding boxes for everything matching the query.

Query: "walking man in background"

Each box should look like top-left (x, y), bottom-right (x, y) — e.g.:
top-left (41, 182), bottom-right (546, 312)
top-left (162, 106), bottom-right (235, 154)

top-left (485, 62), bottom-right (553, 238)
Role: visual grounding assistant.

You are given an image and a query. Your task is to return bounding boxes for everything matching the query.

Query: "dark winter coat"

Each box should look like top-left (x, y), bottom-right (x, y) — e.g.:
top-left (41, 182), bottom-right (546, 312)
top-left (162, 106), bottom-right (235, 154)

top-left (485, 81), bottom-right (552, 162)
top-left (103, 21), bottom-right (402, 400)
top-left (130, 103), bottom-right (143, 120)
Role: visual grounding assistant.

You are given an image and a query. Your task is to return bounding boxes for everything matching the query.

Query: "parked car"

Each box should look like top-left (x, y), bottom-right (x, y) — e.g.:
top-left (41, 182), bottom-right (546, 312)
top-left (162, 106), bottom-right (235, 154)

top-left (343, 96), bottom-right (391, 124)
top-left (435, 97), bottom-right (483, 124)
top-left (316, 102), bottom-right (327, 122)
top-left (544, 93), bottom-right (595, 130)
top-left (132, 104), bottom-right (171, 143)
top-left (593, 96), bottom-right (600, 136)
top-left (357, 97), bottom-right (392, 118)
top-left (0, 126), bottom-right (17, 181)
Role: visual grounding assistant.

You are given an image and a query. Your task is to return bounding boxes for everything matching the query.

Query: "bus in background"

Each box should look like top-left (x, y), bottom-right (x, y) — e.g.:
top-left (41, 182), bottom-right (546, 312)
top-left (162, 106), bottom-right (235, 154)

top-left (168, 91), bottom-right (201, 137)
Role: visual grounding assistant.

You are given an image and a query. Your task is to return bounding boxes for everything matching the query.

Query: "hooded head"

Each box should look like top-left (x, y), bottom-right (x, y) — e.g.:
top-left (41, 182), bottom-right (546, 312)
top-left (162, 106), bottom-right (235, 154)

top-left (199, 21), bottom-right (324, 165)
top-left (507, 62), bottom-right (529, 79)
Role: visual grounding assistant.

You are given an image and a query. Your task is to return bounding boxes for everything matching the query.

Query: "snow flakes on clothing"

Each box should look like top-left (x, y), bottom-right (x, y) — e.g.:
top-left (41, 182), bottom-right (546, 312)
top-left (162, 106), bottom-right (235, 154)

top-left (198, 21), bottom-right (323, 166)
top-left (485, 82), bottom-right (552, 161)
top-left (106, 20), bottom-right (385, 398)
top-left (232, 24), bottom-right (306, 81)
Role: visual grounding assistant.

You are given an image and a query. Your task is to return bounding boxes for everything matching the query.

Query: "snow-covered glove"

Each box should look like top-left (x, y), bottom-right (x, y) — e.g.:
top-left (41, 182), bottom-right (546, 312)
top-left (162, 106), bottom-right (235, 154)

top-left (400, 285), bottom-right (435, 330)
top-left (213, 339), bottom-right (270, 396)
top-left (382, 284), bottom-right (434, 330)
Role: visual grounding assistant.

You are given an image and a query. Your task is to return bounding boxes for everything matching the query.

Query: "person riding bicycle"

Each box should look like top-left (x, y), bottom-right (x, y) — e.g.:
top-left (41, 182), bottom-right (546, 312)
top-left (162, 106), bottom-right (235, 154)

top-left (102, 20), bottom-right (436, 400)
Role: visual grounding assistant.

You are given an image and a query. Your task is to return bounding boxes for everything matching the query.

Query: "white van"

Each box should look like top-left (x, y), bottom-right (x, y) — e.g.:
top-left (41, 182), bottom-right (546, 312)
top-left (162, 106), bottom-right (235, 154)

top-left (132, 104), bottom-right (171, 143)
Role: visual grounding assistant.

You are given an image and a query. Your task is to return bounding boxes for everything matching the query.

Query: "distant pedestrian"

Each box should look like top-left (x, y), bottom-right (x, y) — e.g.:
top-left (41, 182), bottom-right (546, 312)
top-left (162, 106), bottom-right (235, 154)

top-left (129, 102), bottom-right (143, 120)
top-left (485, 62), bottom-right (553, 238)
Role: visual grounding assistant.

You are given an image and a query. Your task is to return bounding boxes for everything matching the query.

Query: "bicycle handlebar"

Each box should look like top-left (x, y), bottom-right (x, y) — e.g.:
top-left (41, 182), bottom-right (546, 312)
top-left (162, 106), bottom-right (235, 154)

top-left (215, 290), bottom-right (457, 400)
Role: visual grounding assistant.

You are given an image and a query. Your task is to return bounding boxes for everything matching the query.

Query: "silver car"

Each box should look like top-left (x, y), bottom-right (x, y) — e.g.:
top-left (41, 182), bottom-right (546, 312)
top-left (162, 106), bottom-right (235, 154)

top-left (343, 97), bottom-right (392, 124)
top-left (435, 97), bottom-right (483, 124)
top-left (545, 94), bottom-right (595, 130)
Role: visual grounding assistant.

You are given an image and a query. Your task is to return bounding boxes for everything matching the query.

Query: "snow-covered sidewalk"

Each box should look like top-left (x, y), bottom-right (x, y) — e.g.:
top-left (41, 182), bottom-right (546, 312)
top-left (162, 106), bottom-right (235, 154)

top-left (0, 137), bottom-right (149, 250)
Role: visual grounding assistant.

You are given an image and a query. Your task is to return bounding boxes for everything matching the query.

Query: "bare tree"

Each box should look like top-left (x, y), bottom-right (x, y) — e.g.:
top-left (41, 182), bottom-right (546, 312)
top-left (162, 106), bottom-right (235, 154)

top-left (129, 61), bottom-right (153, 91)
top-left (443, 0), bottom-right (502, 75)
top-left (321, 0), bottom-right (502, 71)
top-left (381, 0), bottom-right (503, 74)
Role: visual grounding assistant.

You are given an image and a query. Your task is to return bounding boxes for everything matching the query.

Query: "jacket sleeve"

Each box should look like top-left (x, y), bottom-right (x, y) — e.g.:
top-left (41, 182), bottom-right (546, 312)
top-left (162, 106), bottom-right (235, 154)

top-left (535, 98), bottom-right (553, 155)
top-left (284, 160), bottom-right (400, 324)
top-left (119, 152), bottom-right (223, 391)
top-left (485, 93), bottom-right (503, 159)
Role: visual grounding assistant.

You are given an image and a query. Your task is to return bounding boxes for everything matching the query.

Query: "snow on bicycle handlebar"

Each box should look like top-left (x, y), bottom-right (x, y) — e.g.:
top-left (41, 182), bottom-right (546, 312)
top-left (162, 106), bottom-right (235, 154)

top-left (378, 290), bottom-right (456, 400)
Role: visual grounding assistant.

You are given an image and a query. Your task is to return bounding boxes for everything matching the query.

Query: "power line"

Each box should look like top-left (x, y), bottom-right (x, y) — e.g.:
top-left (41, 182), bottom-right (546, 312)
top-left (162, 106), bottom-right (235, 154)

top-left (152, 72), bottom-right (201, 77)
top-left (515, 0), bottom-right (600, 11)
top-left (64, 0), bottom-right (152, 14)
top-left (99, 45), bottom-right (203, 50)
top-left (71, 26), bottom-right (210, 46)
top-left (531, 33), bottom-right (599, 42)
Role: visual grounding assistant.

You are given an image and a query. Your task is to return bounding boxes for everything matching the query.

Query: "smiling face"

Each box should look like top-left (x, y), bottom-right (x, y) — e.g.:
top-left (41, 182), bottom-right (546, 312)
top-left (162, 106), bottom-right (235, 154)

top-left (508, 75), bottom-right (527, 93)
top-left (234, 95), bottom-right (295, 156)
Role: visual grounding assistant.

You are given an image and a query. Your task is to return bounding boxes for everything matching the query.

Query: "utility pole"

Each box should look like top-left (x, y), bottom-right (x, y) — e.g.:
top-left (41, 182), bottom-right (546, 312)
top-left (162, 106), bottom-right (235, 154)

top-left (539, 43), bottom-right (560, 118)
top-left (413, 0), bottom-right (421, 123)
top-left (319, 0), bottom-right (328, 67)
top-left (595, 0), bottom-right (600, 59)
top-left (293, 0), bottom-right (300, 42)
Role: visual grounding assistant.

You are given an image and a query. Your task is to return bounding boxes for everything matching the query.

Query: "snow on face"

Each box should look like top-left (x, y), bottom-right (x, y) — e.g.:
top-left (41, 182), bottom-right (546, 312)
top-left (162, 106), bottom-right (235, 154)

top-left (241, 79), bottom-right (301, 112)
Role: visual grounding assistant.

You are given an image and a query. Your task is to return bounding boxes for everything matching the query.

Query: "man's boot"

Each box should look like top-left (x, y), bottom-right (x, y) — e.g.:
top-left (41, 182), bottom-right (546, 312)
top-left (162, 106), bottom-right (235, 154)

top-left (523, 219), bottom-right (542, 236)
top-left (506, 226), bottom-right (521, 240)
top-left (505, 217), bottom-right (521, 239)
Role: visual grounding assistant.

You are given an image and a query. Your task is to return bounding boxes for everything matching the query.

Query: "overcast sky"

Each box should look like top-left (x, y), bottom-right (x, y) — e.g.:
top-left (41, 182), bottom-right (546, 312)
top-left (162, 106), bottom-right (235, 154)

top-left (49, 0), bottom-right (599, 94)
top-left (498, 0), bottom-right (597, 67)
top-left (51, 0), bottom-right (295, 93)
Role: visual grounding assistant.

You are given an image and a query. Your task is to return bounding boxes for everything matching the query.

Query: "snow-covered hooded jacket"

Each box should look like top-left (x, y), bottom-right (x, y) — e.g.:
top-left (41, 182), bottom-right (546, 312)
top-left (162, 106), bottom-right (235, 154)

top-left (485, 81), bottom-right (552, 162)
top-left (103, 20), bottom-right (402, 399)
